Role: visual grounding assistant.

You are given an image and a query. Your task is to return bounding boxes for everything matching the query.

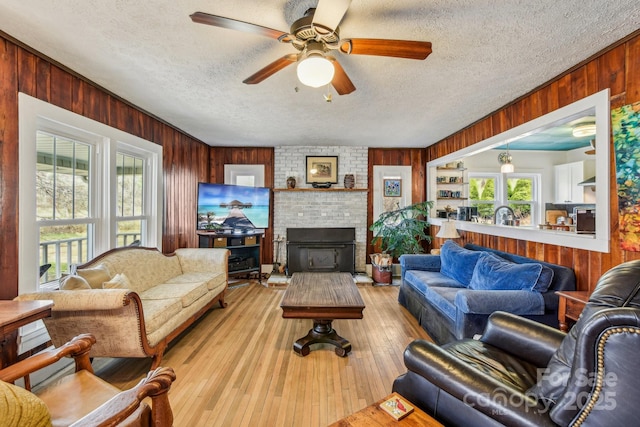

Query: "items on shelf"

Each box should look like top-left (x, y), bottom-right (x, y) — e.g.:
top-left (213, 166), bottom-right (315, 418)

top-left (436, 176), bottom-right (464, 184)
top-left (438, 189), bottom-right (463, 198)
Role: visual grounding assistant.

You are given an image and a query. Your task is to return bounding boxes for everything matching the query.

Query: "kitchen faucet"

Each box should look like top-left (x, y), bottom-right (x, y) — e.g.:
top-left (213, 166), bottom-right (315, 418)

top-left (494, 205), bottom-right (516, 226)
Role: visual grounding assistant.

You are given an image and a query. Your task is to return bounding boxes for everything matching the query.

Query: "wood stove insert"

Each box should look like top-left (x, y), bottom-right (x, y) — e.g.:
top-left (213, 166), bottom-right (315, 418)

top-left (286, 227), bottom-right (355, 276)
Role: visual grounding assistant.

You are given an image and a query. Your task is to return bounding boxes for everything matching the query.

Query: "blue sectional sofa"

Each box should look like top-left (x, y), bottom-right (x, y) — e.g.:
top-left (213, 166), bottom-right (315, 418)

top-left (398, 241), bottom-right (576, 344)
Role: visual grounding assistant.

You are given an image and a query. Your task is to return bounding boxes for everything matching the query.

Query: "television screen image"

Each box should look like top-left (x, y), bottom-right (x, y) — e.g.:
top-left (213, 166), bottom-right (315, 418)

top-left (197, 183), bottom-right (270, 230)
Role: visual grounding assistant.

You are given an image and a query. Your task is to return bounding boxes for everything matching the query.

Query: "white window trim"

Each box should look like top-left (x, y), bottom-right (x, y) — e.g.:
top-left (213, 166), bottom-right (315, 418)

top-left (469, 172), bottom-right (541, 225)
top-left (505, 173), bottom-right (541, 226)
top-left (110, 142), bottom-right (159, 248)
top-left (427, 89), bottom-right (610, 253)
top-left (19, 92), bottom-right (163, 296)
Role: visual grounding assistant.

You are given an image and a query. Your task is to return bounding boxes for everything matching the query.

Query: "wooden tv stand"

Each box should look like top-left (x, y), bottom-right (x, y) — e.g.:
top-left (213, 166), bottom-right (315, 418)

top-left (198, 231), bottom-right (263, 282)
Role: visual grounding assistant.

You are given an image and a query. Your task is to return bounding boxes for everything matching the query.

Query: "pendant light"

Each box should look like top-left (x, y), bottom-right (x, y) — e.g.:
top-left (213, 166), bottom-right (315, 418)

top-left (498, 143), bottom-right (514, 173)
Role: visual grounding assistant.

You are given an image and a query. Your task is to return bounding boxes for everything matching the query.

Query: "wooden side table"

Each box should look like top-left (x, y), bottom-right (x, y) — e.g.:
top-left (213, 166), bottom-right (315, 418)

top-left (556, 291), bottom-right (590, 332)
top-left (328, 392), bottom-right (443, 426)
top-left (0, 300), bottom-right (54, 368)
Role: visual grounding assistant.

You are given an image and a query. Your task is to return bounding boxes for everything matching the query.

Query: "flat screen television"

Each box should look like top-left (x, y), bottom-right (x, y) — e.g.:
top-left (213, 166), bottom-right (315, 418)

top-left (197, 183), bottom-right (270, 230)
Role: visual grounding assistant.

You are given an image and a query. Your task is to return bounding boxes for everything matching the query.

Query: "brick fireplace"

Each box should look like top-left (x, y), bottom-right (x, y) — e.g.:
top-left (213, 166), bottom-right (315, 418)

top-left (273, 146), bottom-right (368, 272)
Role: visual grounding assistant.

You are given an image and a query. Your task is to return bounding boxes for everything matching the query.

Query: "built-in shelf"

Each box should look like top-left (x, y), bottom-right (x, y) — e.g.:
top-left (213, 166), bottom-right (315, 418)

top-left (274, 188), bottom-right (368, 192)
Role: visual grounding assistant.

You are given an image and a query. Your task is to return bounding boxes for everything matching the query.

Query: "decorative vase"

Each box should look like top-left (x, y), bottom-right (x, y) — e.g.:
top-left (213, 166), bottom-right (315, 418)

top-left (286, 176), bottom-right (296, 189)
top-left (344, 174), bottom-right (355, 189)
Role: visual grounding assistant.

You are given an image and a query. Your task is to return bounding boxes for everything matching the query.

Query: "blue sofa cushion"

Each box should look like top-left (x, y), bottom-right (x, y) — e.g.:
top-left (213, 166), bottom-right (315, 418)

top-left (482, 251), bottom-right (555, 293)
top-left (469, 252), bottom-right (543, 291)
top-left (421, 286), bottom-right (460, 321)
top-left (440, 241), bottom-right (483, 286)
top-left (464, 243), bottom-right (572, 296)
top-left (455, 289), bottom-right (545, 315)
top-left (405, 270), bottom-right (466, 294)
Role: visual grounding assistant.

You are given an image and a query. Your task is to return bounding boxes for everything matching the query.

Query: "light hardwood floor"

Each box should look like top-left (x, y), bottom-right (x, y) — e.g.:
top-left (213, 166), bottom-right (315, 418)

top-left (86, 281), bottom-right (432, 426)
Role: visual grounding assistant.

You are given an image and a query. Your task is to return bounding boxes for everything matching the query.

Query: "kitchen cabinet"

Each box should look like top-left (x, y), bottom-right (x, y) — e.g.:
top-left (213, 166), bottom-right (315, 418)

top-left (554, 160), bottom-right (595, 203)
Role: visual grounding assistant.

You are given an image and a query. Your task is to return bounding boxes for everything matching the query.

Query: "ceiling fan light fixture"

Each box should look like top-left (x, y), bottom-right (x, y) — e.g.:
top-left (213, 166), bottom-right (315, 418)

top-left (572, 122), bottom-right (596, 137)
top-left (296, 54), bottom-right (335, 88)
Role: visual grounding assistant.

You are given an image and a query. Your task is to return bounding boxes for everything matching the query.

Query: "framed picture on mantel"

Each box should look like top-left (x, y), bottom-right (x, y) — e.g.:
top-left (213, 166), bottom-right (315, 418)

top-left (306, 156), bottom-right (338, 184)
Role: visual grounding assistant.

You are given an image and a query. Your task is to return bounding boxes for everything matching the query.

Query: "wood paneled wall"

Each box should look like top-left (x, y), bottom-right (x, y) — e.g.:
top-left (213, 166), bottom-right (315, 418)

top-left (428, 30), bottom-right (640, 293)
top-left (3, 29), bottom-right (640, 298)
top-left (209, 147), bottom-right (275, 266)
top-left (0, 34), bottom-right (210, 299)
top-left (367, 148), bottom-right (427, 258)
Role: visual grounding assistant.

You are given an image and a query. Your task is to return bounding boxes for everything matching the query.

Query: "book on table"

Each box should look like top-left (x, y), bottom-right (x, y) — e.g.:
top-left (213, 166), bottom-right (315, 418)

top-left (379, 395), bottom-right (414, 420)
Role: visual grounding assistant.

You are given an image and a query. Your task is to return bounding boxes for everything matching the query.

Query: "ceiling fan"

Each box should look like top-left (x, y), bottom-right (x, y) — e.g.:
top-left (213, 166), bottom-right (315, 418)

top-left (190, 0), bottom-right (432, 95)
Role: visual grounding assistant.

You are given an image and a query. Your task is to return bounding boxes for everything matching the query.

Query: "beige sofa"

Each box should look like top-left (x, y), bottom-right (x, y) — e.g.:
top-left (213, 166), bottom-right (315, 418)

top-left (17, 246), bottom-right (229, 368)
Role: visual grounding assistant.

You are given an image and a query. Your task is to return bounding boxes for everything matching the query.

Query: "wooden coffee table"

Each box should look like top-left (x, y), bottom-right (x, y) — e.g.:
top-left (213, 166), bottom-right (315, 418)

top-left (280, 272), bottom-right (365, 357)
top-left (328, 392), bottom-right (443, 426)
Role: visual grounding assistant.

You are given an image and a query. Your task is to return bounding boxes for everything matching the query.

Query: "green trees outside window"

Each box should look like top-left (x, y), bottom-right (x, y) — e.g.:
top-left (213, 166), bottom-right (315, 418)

top-left (469, 175), bottom-right (534, 225)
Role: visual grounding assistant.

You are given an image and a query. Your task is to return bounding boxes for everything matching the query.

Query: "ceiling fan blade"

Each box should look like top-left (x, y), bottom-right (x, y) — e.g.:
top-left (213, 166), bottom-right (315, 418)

top-left (312, 0), bottom-right (352, 34)
top-left (328, 57), bottom-right (355, 95)
top-left (243, 54), bottom-right (298, 85)
top-left (190, 12), bottom-right (291, 42)
top-left (340, 38), bottom-right (432, 60)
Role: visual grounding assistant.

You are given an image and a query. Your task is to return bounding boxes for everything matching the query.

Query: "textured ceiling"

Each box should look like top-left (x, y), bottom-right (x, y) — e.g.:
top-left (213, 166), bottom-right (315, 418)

top-left (0, 1), bottom-right (638, 148)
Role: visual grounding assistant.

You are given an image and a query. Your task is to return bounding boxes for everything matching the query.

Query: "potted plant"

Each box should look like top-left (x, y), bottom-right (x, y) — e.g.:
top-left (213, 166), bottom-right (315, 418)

top-left (369, 201), bottom-right (433, 283)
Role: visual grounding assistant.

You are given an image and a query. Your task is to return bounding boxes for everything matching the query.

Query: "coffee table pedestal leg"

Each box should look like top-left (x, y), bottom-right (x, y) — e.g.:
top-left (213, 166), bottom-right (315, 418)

top-left (293, 319), bottom-right (352, 357)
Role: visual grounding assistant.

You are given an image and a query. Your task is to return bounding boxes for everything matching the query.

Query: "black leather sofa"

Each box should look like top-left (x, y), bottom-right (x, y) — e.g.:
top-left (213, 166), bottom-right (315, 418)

top-left (393, 260), bottom-right (640, 426)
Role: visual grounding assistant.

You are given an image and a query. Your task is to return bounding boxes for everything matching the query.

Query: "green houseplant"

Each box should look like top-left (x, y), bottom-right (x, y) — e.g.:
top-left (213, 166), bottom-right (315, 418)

top-left (369, 201), bottom-right (433, 283)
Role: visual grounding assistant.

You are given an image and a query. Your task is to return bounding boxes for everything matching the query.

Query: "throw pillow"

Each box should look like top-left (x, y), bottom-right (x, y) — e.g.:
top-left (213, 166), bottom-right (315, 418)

top-left (0, 380), bottom-right (52, 427)
top-left (102, 273), bottom-right (131, 289)
top-left (439, 241), bottom-right (483, 286)
top-left (59, 275), bottom-right (91, 291)
top-left (76, 264), bottom-right (111, 289)
top-left (469, 252), bottom-right (543, 291)
top-left (534, 264), bottom-right (555, 293)
top-left (476, 251), bottom-right (555, 293)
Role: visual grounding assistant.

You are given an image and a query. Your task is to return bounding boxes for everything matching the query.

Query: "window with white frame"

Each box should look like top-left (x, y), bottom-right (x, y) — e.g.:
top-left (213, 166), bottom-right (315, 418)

top-left (469, 172), bottom-right (540, 225)
top-left (506, 175), bottom-right (537, 226)
top-left (36, 130), bottom-right (96, 285)
top-left (19, 93), bottom-right (163, 293)
top-left (115, 148), bottom-right (148, 248)
top-left (468, 174), bottom-right (499, 220)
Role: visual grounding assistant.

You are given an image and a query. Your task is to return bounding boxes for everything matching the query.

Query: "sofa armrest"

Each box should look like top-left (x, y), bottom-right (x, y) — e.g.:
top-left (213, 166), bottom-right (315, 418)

top-left (174, 248), bottom-right (230, 276)
top-left (402, 339), bottom-right (556, 427)
top-left (481, 312), bottom-right (565, 367)
top-left (399, 254), bottom-right (441, 282)
top-left (16, 291), bottom-right (151, 361)
top-left (69, 367), bottom-right (176, 427)
top-left (15, 289), bottom-right (134, 311)
top-left (454, 289), bottom-right (545, 316)
top-left (399, 254), bottom-right (441, 271)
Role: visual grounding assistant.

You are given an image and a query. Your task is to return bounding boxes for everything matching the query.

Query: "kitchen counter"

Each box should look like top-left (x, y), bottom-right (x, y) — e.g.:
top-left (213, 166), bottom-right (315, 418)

top-left (430, 217), bottom-right (605, 252)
